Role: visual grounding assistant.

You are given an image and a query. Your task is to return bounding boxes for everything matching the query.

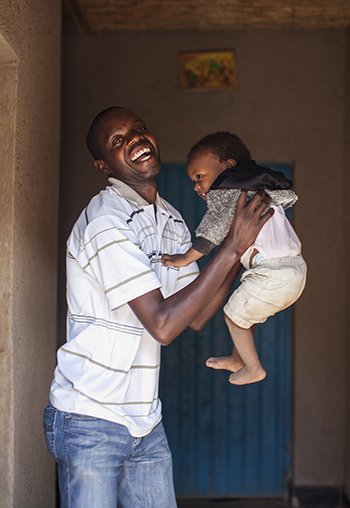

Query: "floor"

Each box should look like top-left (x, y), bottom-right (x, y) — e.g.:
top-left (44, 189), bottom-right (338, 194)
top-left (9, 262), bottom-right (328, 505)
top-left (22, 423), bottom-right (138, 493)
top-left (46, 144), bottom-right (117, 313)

top-left (177, 498), bottom-right (289, 508)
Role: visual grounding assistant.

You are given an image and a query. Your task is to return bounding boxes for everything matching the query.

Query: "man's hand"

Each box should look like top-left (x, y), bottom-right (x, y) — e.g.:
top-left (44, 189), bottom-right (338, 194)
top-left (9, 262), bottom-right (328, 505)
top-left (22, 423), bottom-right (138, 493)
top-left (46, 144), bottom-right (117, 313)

top-left (225, 190), bottom-right (274, 258)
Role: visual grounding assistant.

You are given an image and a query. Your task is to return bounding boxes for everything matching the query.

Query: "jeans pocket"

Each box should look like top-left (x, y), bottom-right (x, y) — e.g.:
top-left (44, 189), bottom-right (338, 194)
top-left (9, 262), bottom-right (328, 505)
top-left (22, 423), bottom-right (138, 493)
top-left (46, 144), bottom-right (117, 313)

top-left (67, 413), bottom-right (100, 422)
top-left (43, 404), bottom-right (56, 433)
top-left (43, 405), bottom-right (57, 459)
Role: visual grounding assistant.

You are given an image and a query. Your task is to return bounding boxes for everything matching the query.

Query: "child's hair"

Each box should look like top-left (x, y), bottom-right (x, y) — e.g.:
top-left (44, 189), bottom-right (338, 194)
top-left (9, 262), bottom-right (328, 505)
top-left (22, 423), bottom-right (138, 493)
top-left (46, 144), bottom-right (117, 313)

top-left (187, 131), bottom-right (252, 164)
top-left (86, 106), bottom-right (123, 160)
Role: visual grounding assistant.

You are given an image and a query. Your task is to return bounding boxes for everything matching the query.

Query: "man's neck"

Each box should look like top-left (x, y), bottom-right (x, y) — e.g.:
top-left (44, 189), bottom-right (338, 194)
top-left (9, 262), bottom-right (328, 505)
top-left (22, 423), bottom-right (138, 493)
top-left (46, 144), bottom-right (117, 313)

top-left (129, 181), bottom-right (157, 205)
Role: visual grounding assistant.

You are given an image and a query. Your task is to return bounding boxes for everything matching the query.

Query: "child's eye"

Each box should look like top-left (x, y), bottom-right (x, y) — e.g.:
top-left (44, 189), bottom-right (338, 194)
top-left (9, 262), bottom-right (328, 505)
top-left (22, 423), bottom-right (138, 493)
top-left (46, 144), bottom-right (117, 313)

top-left (197, 175), bottom-right (203, 180)
top-left (137, 126), bottom-right (146, 133)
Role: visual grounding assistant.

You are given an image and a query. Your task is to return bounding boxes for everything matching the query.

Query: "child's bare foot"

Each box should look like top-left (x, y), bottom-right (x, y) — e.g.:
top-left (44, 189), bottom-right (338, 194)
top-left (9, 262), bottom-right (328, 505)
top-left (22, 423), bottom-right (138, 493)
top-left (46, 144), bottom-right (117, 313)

top-left (206, 353), bottom-right (245, 373)
top-left (229, 365), bottom-right (266, 385)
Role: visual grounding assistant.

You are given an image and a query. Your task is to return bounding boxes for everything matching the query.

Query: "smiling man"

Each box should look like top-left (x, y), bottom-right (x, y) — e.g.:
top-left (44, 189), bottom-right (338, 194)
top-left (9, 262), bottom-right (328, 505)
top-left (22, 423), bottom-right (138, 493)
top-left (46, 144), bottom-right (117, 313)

top-left (43, 107), bottom-right (273, 508)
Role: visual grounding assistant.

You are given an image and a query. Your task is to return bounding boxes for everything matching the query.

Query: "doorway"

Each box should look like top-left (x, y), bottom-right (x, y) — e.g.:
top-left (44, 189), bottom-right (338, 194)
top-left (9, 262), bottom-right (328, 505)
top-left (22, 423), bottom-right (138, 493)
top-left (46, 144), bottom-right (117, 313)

top-left (158, 163), bottom-right (293, 498)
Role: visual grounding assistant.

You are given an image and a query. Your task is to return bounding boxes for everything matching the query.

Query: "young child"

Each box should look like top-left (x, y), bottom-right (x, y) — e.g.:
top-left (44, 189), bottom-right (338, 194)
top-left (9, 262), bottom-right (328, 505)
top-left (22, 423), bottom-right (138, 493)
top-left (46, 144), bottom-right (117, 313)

top-left (162, 132), bottom-right (307, 385)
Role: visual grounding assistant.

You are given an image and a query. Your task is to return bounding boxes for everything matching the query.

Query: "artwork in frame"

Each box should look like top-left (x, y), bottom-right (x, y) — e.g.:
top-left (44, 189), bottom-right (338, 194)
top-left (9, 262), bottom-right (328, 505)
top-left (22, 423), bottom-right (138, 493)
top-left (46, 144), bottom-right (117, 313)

top-left (179, 50), bottom-right (236, 92)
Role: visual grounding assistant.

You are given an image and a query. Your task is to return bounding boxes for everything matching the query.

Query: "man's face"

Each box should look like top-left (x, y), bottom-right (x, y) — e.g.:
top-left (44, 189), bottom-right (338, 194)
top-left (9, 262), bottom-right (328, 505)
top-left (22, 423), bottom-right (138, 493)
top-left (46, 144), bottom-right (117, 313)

top-left (95, 108), bottom-right (161, 185)
top-left (187, 150), bottom-right (230, 201)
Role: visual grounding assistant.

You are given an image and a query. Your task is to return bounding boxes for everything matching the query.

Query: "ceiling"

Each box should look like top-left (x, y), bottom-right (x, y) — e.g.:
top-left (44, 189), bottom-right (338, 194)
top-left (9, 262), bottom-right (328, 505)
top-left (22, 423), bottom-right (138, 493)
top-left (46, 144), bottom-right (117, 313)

top-left (63, 0), bottom-right (350, 33)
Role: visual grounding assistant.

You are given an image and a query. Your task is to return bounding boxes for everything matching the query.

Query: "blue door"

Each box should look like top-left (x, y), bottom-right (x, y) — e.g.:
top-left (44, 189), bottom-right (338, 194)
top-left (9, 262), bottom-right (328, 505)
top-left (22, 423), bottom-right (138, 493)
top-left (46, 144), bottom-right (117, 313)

top-left (157, 164), bottom-right (293, 498)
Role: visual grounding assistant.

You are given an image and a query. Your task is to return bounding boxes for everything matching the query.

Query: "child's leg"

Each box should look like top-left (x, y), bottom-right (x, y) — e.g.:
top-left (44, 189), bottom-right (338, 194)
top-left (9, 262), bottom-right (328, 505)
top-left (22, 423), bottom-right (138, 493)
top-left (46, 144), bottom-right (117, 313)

top-left (206, 324), bottom-right (257, 373)
top-left (225, 317), bottom-right (266, 385)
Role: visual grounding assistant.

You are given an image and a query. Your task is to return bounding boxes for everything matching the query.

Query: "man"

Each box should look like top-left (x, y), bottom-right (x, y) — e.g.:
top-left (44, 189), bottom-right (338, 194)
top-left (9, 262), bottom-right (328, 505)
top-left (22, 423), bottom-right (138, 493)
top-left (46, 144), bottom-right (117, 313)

top-left (43, 107), bottom-right (273, 508)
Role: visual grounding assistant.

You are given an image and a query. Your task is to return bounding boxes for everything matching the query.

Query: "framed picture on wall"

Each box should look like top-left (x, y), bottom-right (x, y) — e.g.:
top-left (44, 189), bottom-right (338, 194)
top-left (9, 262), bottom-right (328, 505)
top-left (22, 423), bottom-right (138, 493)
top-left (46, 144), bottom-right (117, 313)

top-left (179, 50), bottom-right (236, 92)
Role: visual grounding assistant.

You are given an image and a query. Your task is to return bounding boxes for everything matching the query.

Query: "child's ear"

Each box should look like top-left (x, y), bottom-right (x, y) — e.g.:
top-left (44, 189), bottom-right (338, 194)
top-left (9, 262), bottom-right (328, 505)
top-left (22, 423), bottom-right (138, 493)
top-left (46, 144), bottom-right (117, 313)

top-left (225, 159), bottom-right (237, 168)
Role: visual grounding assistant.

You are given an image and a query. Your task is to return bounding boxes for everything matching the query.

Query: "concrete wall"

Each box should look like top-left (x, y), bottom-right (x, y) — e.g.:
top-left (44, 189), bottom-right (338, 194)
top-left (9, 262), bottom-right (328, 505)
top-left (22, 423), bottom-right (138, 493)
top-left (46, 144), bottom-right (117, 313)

top-left (60, 29), bottom-right (346, 488)
top-left (0, 32), bottom-right (18, 508)
top-left (343, 27), bottom-right (350, 500)
top-left (0, 1), bottom-right (61, 507)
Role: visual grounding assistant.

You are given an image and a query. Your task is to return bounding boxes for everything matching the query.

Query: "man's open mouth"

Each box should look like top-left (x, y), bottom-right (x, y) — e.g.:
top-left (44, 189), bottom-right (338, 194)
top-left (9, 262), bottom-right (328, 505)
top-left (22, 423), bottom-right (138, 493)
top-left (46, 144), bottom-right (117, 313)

top-left (131, 147), bottom-right (152, 162)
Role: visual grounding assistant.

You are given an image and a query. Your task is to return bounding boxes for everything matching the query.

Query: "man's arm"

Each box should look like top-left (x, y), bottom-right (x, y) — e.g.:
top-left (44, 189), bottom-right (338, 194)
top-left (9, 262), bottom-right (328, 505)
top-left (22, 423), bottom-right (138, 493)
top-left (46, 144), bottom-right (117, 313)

top-left (129, 190), bottom-right (273, 345)
top-left (188, 259), bottom-right (242, 331)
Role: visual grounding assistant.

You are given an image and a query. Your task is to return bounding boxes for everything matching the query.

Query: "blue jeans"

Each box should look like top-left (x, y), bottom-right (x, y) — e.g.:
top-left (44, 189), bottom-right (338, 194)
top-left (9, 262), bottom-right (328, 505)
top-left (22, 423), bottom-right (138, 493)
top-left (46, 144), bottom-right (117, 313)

top-left (43, 404), bottom-right (177, 508)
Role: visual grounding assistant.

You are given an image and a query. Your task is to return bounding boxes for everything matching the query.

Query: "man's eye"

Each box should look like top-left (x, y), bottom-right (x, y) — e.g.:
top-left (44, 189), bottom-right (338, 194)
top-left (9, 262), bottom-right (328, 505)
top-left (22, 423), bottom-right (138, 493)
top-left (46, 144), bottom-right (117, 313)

top-left (197, 175), bottom-right (203, 180)
top-left (137, 126), bottom-right (146, 133)
top-left (112, 138), bottom-right (122, 146)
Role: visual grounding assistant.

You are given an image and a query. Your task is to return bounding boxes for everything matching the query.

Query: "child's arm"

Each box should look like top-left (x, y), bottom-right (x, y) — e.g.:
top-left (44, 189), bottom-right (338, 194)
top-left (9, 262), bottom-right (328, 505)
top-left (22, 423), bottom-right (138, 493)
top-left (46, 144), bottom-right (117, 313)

top-left (162, 247), bottom-right (203, 268)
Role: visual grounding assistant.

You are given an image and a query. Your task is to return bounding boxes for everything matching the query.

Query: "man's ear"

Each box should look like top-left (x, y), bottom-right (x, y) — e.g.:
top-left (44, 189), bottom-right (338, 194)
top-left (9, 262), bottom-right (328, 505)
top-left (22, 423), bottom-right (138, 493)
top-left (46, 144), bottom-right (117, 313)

top-left (225, 158), bottom-right (237, 168)
top-left (94, 159), bottom-right (109, 175)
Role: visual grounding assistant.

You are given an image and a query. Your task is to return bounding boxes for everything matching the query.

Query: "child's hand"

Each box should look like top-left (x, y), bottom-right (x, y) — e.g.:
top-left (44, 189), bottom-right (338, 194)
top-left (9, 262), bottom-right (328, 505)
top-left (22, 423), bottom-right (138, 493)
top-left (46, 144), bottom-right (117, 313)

top-left (162, 253), bottom-right (190, 268)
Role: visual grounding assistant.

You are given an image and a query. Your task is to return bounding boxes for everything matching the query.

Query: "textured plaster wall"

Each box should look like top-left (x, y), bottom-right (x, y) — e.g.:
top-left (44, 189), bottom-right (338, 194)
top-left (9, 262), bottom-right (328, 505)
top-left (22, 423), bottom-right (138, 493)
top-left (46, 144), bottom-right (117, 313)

top-left (343, 27), bottom-right (350, 500)
top-left (0, 1), bottom-right (61, 507)
top-left (60, 29), bottom-right (346, 487)
top-left (0, 33), bottom-right (17, 506)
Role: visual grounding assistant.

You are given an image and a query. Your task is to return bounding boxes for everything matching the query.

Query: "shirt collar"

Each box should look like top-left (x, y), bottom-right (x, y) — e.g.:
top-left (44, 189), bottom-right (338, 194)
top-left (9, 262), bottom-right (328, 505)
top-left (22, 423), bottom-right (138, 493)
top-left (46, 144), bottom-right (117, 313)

top-left (108, 177), bottom-right (168, 211)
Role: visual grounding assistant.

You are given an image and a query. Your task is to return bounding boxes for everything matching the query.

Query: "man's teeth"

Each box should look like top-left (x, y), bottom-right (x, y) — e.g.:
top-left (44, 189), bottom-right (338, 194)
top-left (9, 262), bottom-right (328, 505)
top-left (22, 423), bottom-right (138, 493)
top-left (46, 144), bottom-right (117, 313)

top-left (131, 148), bottom-right (151, 161)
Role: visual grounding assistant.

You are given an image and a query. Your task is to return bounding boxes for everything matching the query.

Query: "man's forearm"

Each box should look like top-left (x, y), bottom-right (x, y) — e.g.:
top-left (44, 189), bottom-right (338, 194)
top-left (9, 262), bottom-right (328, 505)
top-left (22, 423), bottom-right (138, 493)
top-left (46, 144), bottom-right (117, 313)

top-left (188, 260), bottom-right (242, 331)
top-left (129, 239), bottom-right (242, 345)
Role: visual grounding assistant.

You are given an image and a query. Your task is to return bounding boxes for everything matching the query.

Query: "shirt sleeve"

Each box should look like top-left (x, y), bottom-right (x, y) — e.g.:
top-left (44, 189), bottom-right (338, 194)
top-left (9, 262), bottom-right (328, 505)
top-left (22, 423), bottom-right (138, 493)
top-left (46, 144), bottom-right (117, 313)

top-left (192, 236), bottom-right (216, 255)
top-left (195, 189), bottom-right (241, 246)
top-left (265, 189), bottom-right (298, 210)
top-left (77, 214), bottom-right (162, 310)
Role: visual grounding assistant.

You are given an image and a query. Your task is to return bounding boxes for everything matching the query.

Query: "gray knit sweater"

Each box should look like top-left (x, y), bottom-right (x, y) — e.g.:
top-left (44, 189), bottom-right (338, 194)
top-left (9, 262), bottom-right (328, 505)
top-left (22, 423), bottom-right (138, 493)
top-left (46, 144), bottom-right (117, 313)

top-left (193, 189), bottom-right (298, 255)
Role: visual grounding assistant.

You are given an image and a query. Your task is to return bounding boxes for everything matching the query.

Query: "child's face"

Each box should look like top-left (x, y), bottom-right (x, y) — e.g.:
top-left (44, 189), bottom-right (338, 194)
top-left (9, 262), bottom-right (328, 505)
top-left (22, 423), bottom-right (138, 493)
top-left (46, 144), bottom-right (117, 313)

top-left (187, 150), bottom-right (235, 200)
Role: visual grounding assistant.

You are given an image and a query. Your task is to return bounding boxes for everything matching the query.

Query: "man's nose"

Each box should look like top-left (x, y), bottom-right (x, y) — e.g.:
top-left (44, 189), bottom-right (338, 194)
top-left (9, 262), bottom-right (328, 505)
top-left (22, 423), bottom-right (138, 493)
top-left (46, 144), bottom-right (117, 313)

top-left (128, 132), bottom-right (145, 146)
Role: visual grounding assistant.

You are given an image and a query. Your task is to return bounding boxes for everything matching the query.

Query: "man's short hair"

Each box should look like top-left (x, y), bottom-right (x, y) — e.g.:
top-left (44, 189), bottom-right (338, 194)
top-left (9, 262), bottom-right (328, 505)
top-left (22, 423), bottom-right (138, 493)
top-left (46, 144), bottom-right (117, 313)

top-left (187, 131), bottom-right (252, 164)
top-left (86, 107), bottom-right (123, 160)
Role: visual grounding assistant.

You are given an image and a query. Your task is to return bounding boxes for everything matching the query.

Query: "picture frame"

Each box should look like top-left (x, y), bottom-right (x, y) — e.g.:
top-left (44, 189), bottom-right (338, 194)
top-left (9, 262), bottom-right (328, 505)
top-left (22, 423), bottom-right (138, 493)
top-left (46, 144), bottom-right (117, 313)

top-left (179, 50), bottom-right (236, 92)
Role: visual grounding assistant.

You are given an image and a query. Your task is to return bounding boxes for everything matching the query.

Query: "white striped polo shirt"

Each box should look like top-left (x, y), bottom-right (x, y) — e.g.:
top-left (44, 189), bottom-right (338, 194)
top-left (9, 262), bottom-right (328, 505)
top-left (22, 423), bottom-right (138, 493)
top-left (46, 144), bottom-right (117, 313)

top-left (50, 178), bottom-right (199, 437)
